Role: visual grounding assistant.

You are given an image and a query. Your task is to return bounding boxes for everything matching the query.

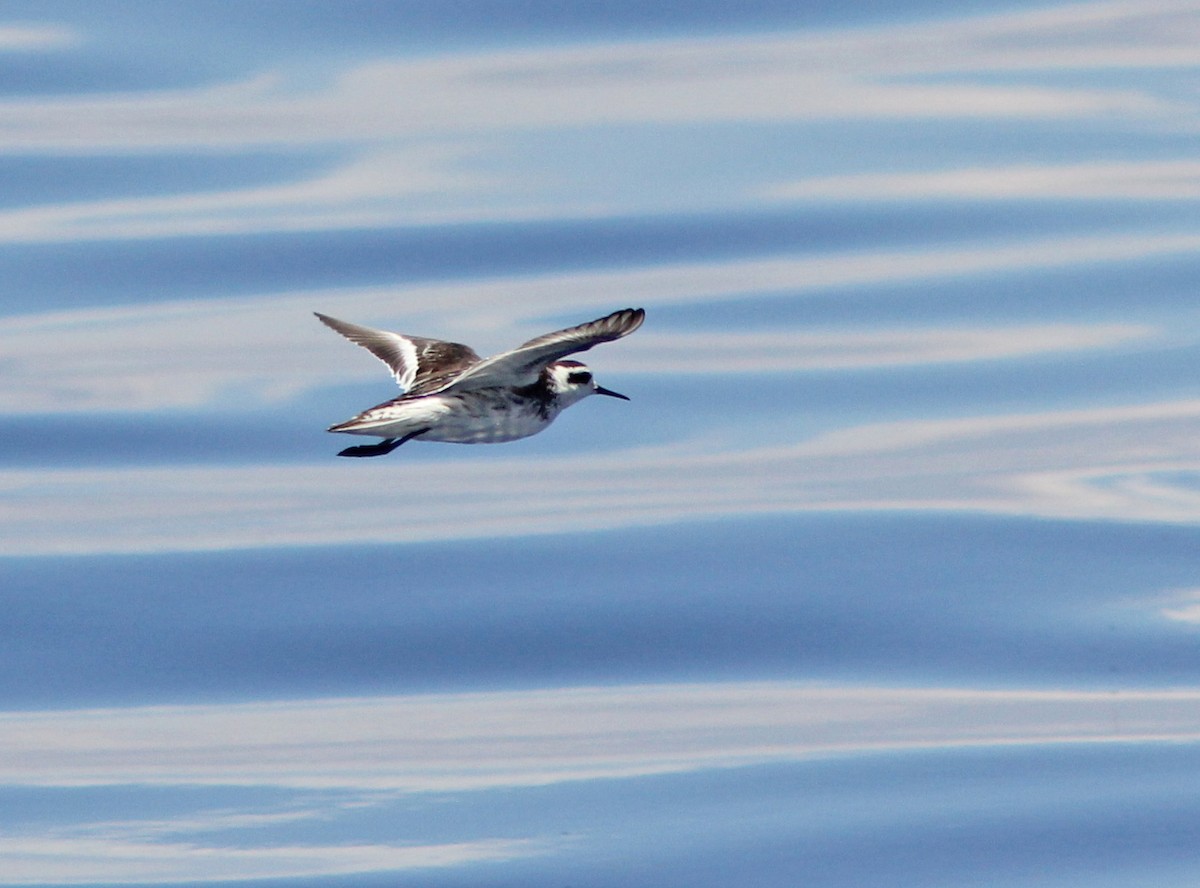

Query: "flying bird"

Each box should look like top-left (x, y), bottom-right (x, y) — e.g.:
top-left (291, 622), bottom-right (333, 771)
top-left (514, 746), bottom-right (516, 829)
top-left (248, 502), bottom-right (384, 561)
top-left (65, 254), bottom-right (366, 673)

top-left (316, 307), bottom-right (645, 457)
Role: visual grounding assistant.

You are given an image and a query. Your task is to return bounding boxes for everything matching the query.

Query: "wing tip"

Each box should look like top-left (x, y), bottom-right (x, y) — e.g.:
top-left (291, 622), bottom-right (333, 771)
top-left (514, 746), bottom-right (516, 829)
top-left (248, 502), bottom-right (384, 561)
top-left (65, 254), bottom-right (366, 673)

top-left (612, 306), bottom-right (646, 335)
top-left (314, 311), bottom-right (341, 330)
top-left (327, 415), bottom-right (378, 433)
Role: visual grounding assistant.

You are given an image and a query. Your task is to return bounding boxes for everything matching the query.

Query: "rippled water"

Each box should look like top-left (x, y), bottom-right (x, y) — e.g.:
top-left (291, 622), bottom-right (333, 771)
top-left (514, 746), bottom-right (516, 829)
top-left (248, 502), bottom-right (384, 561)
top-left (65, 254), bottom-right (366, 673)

top-left (4, 2), bottom-right (1200, 885)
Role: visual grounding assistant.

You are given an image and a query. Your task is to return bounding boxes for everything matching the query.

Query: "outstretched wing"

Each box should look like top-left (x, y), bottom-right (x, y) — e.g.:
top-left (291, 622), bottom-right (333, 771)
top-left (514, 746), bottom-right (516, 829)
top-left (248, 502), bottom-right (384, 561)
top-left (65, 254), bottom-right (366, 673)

top-left (315, 313), bottom-right (481, 395)
top-left (437, 307), bottom-right (645, 393)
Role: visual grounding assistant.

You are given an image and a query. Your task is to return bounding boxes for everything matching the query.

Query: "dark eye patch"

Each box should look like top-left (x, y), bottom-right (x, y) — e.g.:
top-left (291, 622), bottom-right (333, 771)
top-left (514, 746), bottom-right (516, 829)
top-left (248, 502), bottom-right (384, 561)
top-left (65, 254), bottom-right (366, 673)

top-left (568, 371), bottom-right (593, 384)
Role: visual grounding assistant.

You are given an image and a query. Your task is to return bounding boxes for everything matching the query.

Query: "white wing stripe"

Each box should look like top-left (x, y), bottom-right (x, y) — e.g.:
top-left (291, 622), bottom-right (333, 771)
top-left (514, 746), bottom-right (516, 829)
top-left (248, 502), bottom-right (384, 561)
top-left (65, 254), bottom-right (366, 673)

top-left (394, 335), bottom-right (418, 391)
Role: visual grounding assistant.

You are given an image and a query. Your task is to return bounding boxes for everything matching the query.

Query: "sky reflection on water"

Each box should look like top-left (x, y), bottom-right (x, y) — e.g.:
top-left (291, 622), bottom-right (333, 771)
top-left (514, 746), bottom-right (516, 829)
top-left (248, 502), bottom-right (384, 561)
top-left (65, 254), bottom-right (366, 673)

top-left (4, 1), bottom-right (1200, 885)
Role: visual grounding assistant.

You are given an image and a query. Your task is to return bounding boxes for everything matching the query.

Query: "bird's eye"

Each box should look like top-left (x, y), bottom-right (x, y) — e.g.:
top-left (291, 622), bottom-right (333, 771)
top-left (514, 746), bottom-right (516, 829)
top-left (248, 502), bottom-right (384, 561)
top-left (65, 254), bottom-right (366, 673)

top-left (568, 371), bottom-right (593, 385)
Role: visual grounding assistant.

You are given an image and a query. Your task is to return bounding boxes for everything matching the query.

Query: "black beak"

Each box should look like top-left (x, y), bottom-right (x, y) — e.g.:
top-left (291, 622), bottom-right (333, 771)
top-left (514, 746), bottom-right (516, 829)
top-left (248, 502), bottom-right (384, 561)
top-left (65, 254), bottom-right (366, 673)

top-left (595, 385), bottom-right (630, 401)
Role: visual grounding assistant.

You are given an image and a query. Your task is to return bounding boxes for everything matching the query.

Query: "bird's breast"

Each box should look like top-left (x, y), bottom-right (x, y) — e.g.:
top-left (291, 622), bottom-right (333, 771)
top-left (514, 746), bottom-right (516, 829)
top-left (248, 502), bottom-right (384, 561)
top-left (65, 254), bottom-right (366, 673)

top-left (418, 390), bottom-right (559, 443)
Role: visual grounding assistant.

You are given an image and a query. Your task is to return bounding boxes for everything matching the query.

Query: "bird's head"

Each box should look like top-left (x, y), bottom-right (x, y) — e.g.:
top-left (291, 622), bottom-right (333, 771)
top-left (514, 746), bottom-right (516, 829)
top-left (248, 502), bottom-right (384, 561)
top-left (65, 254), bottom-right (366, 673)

top-left (546, 360), bottom-right (629, 406)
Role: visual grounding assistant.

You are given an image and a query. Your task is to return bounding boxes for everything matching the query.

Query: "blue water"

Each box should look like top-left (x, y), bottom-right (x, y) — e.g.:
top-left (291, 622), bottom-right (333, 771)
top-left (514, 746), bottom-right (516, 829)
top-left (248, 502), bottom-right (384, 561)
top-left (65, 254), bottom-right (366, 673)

top-left (4, 1), bottom-right (1200, 885)
top-left (3, 515), bottom-right (1199, 709)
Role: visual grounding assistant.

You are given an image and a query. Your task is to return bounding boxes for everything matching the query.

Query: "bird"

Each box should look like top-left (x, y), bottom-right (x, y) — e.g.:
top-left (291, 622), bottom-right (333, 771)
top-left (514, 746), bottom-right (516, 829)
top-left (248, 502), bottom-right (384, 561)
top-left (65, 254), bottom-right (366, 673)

top-left (315, 307), bottom-right (645, 457)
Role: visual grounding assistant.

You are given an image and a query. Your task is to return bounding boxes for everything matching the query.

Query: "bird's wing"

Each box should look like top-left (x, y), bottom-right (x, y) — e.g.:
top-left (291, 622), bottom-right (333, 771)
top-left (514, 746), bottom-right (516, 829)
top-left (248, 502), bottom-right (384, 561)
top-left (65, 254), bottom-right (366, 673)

top-left (436, 308), bottom-right (645, 393)
top-left (315, 313), bottom-right (481, 394)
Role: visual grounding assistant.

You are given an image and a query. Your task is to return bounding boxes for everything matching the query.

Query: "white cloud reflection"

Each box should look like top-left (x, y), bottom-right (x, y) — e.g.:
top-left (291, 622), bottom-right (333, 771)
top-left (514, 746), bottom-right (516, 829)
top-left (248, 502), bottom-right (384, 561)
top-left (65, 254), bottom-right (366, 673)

top-left (770, 160), bottom-right (1200, 202)
top-left (0, 226), bottom-right (1175, 415)
top-left (0, 306), bottom-right (1148, 414)
top-left (0, 149), bottom-right (502, 242)
top-left (0, 835), bottom-right (536, 885)
top-left (625, 323), bottom-right (1147, 374)
top-left (1159, 588), bottom-right (1200, 623)
top-left (4, 682), bottom-right (1198, 790)
top-left (0, 8), bottom-right (1166, 153)
top-left (0, 24), bottom-right (76, 52)
top-left (4, 397), bottom-right (1200, 556)
top-left (0, 0), bottom-right (1196, 238)
top-left (6, 679), bottom-right (1198, 883)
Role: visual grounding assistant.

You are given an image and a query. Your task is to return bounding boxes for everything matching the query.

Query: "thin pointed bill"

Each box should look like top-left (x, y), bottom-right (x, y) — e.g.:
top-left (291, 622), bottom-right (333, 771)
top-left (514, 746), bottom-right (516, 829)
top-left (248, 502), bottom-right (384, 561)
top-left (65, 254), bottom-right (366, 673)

top-left (595, 385), bottom-right (630, 401)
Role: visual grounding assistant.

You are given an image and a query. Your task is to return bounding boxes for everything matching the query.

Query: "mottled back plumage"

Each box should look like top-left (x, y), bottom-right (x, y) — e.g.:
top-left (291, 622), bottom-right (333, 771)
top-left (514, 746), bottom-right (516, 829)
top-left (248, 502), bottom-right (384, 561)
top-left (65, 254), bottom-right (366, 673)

top-left (313, 313), bottom-right (481, 396)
